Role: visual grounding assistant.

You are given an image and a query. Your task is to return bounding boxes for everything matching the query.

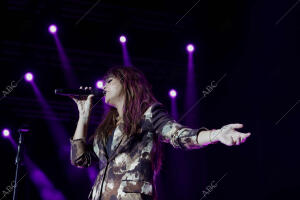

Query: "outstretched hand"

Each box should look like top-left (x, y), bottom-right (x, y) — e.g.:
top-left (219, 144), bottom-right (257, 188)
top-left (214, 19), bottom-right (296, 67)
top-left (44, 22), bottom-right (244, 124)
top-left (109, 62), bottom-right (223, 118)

top-left (212, 123), bottom-right (251, 146)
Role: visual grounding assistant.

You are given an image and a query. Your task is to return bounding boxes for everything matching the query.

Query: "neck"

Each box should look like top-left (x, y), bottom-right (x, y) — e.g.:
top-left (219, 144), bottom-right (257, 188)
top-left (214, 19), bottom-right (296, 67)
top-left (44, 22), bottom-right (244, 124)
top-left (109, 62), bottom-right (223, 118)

top-left (115, 98), bottom-right (124, 119)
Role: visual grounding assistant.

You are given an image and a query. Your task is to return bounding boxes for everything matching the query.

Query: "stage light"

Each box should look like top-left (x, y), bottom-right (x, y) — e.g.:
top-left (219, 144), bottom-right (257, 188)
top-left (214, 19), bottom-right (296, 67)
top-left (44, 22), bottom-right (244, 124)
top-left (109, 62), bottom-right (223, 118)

top-left (48, 24), bottom-right (57, 34)
top-left (186, 44), bottom-right (195, 52)
top-left (96, 80), bottom-right (104, 89)
top-left (169, 89), bottom-right (177, 98)
top-left (2, 129), bottom-right (10, 137)
top-left (25, 72), bottom-right (34, 82)
top-left (119, 35), bottom-right (126, 43)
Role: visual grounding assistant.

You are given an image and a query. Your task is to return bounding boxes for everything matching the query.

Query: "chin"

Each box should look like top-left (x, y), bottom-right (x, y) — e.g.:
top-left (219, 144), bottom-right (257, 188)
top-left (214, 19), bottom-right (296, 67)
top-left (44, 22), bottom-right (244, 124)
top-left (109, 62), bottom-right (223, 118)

top-left (105, 98), bottom-right (113, 107)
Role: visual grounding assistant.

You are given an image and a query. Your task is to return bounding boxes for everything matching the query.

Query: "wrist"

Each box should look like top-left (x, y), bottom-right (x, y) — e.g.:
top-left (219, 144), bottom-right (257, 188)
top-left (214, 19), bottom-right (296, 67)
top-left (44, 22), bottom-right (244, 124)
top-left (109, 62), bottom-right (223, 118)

top-left (79, 115), bottom-right (90, 123)
top-left (209, 129), bottom-right (220, 143)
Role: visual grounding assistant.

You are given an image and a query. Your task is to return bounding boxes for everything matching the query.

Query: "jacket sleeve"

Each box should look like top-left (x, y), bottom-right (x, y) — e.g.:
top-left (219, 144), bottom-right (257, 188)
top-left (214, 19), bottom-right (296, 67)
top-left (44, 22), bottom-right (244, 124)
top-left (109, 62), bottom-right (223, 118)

top-left (150, 102), bottom-right (209, 150)
top-left (70, 138), bottom-right (99, 168)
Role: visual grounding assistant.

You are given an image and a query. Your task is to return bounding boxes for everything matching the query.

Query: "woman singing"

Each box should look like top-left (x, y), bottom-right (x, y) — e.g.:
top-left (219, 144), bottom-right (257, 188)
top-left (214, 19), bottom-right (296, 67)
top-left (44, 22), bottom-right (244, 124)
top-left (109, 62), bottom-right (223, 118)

top-left (70, 66), bottom-right (251, 200)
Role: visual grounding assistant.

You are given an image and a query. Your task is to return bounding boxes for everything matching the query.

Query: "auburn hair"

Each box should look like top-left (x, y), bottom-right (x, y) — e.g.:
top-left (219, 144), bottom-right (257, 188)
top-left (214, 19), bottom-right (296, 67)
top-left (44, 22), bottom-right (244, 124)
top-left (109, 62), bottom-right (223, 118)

top-left (91, 66), bottom-right (158, 145)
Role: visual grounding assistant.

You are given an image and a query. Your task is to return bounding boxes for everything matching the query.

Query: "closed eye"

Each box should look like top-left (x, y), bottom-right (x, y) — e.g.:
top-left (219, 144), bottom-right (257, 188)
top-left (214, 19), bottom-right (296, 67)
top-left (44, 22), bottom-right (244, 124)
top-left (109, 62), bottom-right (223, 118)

top-left (104, 79), bottom-right (112, 85)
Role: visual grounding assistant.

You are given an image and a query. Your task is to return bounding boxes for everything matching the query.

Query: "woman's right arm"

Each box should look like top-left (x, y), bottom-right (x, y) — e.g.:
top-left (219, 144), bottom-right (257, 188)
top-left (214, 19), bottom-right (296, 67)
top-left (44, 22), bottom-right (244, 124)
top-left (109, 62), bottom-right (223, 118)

top-left (70, 87), bottom-right (96, 168)
top-left (73, 115), bottom-right (89, 140)
top-left (70, 116), bottom-right (93, 168)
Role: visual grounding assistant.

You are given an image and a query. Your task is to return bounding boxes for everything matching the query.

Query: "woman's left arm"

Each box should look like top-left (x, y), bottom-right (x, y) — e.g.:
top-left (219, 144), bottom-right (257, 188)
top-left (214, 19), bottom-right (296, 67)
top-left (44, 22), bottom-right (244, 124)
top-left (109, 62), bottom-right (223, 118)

top-left (150, 103), bottom-right (251, 149)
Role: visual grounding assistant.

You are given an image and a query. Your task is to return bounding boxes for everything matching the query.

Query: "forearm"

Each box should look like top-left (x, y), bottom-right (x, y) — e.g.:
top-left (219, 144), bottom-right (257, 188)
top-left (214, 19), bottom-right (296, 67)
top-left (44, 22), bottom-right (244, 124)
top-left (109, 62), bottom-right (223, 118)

top-left (70, 116), bottom-right (92, 168)
top-left (73, 115), bottom-right (89, 140)
top-left (197, 129), bottom-right (219, 146)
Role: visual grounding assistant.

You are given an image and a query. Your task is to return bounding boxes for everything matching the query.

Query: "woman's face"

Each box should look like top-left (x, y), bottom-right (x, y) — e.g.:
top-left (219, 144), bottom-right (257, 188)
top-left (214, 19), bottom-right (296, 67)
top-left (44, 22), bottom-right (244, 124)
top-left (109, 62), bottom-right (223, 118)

top-left (103, 76), bottom-right (124, 107)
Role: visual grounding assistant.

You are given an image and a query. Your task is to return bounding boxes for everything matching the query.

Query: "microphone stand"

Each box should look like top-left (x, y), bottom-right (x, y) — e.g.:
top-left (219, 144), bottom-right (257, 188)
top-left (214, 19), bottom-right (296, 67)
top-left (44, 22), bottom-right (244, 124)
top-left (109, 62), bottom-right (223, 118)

top-left (12, 129), bottom-right (28, 200)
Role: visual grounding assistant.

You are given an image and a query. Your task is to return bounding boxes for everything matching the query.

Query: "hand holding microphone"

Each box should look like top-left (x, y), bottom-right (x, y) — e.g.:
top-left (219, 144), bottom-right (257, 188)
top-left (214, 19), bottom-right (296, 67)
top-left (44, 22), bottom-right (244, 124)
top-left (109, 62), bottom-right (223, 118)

top-left (55, 86), bottom-right (105, 118)
top-left (54, 86), bottom-right (105, 140)
top-left (70, 86), bottom-right (95, 118)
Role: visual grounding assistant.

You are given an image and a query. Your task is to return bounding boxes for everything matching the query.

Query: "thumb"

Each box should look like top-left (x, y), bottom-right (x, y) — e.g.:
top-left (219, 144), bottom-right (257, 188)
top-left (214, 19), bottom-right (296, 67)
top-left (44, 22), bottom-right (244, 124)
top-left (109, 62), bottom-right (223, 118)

top-left (87, 94), bottom-right (94, 102)
top-left (69, 96), bottom-right (77, 103)
top-left (227, 123), bottom-right (243, 129)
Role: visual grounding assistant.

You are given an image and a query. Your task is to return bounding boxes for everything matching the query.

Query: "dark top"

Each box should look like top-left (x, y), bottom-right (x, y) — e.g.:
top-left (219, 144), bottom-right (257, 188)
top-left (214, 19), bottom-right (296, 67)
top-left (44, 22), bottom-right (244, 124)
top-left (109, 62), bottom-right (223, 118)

top-left (106, 129), bottom-right (115, 158)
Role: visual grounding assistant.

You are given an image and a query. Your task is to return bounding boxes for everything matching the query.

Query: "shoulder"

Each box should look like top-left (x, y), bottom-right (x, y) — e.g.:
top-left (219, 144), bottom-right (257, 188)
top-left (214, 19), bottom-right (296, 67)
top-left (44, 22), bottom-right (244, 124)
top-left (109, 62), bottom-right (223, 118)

top-left (142, 102), bottom-right (170, 125)
top-left (143, 102), bottom-right (165, 117)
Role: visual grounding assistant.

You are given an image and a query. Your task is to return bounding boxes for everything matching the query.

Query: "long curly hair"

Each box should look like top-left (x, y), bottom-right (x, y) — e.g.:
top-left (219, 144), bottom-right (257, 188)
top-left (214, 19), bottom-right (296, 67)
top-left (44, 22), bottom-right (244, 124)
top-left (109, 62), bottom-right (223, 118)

top-left (92, 66), bottom-right (158, 145)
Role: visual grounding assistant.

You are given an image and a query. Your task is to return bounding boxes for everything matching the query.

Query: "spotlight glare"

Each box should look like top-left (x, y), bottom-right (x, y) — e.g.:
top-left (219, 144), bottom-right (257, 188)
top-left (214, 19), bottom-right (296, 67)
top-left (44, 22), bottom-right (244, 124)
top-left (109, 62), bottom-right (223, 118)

top-left (96, 80), bottom-right (104, 89)
top-left (186, 44), bottom-right (195, 52)
top-left (169, 89), bottom-right (177, 98)
top-left (25, 72), bottom-right (34, 82)
top-left (48, 24), bottom-right (57, 34)
top-left (2, 129), bottom-right (10, 137)
top-left (119, 35), bottom-right (127, 43)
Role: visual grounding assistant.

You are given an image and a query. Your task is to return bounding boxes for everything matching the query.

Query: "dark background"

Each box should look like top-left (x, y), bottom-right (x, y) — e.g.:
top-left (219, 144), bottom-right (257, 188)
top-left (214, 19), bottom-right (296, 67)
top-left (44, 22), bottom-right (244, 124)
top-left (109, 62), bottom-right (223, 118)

top-left (1, 0), bottom-right (299, 200)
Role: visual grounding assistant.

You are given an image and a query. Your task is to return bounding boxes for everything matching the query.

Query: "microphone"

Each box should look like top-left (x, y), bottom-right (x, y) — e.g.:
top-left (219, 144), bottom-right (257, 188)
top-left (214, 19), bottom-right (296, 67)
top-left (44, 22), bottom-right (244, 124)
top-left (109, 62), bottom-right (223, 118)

top-left (54, 88), bottom-right (105, 97)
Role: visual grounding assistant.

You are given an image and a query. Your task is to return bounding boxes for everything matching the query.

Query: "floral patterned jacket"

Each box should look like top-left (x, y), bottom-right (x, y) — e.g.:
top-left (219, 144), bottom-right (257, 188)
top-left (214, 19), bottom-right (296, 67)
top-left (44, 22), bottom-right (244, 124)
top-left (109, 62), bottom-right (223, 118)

top-left (70, 102), bottom-right (208, 200)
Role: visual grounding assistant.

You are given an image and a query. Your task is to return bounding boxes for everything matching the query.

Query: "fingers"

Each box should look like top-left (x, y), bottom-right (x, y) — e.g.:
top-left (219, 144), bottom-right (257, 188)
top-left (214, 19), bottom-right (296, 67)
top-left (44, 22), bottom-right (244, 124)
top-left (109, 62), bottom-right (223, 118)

top-left (80, 86), bottom-right (92, 90)
top-left (69, 86), bottom-right (93, 103)
top-left (242, 133), bottom-right (251, 142)
top-left (232, 132), bottom-right (251, 145)
top-left (79, 86), bottom-right (93, 96)
top-left (231, 136), bottom-right (237, 145)
top-left (79, 86), bottom-right (92, 89)
top-left (232, 135), bottom-right (242, 145)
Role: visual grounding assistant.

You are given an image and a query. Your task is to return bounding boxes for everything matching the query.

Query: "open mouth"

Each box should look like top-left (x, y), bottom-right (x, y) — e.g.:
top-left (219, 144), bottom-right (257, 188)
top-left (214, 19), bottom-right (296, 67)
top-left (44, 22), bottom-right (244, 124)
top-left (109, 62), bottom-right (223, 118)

top-left (103, 91), bottom-right (108, 96)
